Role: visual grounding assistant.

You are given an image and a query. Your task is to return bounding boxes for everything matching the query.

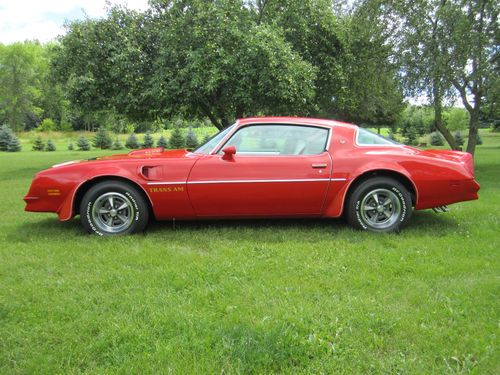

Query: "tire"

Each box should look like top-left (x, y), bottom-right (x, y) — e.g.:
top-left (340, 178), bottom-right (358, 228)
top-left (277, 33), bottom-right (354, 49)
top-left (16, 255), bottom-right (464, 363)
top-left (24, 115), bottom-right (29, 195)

top-left (80, 181), bottom-right (149, 236)
top-left (346, 177), bottom-right (412, 232)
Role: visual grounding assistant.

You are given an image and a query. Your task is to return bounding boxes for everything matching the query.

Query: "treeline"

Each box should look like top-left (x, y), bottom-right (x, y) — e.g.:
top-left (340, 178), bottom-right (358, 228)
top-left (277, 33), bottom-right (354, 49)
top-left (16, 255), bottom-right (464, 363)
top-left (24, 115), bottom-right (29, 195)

top-left (0, 0), bottom-right (498, 155)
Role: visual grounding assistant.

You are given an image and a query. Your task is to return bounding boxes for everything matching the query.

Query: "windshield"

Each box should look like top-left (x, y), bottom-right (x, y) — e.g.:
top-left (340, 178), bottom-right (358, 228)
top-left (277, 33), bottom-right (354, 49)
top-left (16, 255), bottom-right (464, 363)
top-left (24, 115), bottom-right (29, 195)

top-left (356, 128), bottom-right (400, 146)
top-left (193, 124), bottom-right (236, 154)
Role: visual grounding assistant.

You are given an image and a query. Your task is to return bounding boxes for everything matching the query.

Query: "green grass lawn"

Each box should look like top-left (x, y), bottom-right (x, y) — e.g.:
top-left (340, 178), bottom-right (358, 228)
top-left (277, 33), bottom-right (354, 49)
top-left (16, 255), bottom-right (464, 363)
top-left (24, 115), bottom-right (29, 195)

top-left (1, 131), bottom-right (499, 374)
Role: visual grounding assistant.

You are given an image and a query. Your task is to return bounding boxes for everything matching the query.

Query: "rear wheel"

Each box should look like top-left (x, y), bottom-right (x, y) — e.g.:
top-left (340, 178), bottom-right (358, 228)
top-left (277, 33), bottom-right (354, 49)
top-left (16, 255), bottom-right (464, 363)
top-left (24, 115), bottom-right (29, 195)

top-left (346, 177), bottom-right (412, 232)
top-left (80, 181), bottom-right (149, 236)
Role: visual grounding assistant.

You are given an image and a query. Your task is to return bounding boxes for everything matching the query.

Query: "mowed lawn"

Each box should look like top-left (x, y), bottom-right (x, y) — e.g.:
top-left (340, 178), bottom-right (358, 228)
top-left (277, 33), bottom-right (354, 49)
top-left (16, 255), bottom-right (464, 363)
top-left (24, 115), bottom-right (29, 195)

top-left (0, 132), bottom-right (499, 374)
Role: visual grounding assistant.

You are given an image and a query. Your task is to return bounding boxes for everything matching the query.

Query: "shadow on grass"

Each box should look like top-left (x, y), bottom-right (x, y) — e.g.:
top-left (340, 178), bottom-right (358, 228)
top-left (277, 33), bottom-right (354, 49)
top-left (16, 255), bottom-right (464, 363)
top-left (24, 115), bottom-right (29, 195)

top-left (11, 209), bottom-right (459, 241)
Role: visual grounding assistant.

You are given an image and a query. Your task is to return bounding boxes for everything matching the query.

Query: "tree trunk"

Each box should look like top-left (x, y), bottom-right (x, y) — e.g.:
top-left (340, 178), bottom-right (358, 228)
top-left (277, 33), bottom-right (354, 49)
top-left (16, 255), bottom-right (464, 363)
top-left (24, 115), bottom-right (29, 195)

top-left (466, 110), bottom-right (479, 155)
top-left (199, 102), bottom-right (223, 130)
top-left (433, 81), bottom-right (460, 150)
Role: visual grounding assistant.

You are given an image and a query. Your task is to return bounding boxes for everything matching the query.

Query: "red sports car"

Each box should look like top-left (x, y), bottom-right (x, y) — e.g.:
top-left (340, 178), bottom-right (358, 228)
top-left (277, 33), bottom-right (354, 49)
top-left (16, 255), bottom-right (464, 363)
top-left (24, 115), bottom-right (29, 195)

top-left (24, 117), bottom-right (480, 235)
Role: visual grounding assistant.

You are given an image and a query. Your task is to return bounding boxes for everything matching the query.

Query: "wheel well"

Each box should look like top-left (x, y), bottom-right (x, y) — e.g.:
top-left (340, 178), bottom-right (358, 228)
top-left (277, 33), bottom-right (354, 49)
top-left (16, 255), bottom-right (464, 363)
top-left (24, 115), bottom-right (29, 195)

top-left (344, 170), bottom-right (417, 212)
top-left (73, 176), bottom-right (154, 218)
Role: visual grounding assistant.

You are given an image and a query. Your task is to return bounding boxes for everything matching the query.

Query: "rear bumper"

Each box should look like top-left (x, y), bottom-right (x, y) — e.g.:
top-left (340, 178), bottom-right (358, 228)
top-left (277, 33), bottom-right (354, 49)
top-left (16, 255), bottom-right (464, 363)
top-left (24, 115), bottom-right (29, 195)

top-left (416, 178), bottom-right (480, 210)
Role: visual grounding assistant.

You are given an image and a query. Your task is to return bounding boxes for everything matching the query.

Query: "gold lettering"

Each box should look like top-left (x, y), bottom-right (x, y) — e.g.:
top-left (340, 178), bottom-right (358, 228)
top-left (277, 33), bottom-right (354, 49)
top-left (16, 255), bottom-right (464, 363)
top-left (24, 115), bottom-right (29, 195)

top-left (149, 186), bottom-right (184, 193)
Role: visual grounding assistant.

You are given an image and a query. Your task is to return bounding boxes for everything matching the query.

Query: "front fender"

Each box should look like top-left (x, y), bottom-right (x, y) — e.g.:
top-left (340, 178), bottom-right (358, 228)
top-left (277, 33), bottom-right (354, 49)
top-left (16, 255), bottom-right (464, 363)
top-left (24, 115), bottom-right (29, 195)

top-left (57, 166), bottom-right (151, 221)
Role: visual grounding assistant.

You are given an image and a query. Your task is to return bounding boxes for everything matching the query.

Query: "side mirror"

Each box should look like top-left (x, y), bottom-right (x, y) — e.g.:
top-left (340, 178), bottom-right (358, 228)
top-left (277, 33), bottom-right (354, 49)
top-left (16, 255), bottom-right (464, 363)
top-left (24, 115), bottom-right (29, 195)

top-left (222, 146), bottom-right (236, 160)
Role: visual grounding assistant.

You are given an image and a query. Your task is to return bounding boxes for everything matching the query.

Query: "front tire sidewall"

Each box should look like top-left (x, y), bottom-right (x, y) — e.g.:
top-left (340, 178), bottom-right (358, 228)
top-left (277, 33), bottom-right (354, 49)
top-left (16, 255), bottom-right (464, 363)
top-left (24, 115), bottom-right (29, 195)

top-left (348, 178), bottom-right (412, 232)
top-left (80, 182), bottom-right (148, 236)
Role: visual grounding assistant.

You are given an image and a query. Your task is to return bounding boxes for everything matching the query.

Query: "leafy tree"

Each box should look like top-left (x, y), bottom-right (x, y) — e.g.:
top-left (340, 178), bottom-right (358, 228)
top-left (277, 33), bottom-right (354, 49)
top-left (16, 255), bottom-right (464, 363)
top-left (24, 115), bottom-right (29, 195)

top-left (112, 138), bottom-right (124, 150)
top-left (157, 135), bottom-right (168, 148)
top-left (37, 118), bottom-right (56, 132)
top-left (443, 107), bottom-right (469, 131)
top-left (439, 0), bottom-right (498, 154)
top-left (430, 132), bottom-right (445, 146)
top-left (169, 127), bottom-right (185, 149)
top-left (0, 124), bottom-right (14, 151)
top-left (93, 127), bottom-right (113, 149)
top-left (185, 127), bottom-right (198, 149)
top-left (55, 2), bottom-right (317, 130)
top-left (373, 0), bottom-right (498, 155)
top-left (46, 139), bottom-right (56, 151)
top-left (0, 42), bottom-right (42, 131)
top-left (142, 132), bottom-right (155, 148)
top-left (32, 136), bottom-right (45, 151)
top-left (76, 135), bottom-right (91, 151)
top-left (125, 132), bottom-right (140, 149)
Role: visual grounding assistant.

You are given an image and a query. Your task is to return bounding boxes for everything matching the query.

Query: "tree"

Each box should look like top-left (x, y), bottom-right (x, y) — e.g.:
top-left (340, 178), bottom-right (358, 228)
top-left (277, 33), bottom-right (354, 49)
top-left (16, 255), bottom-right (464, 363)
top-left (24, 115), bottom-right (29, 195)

top-left (125, 132), bottom-right (140, 149)
top-left (7, 135), bottom-right (22, 152)
top-left (93, 127), bottom-right (113, 149)
top-left (76, 135), bottom-right (91, 151)
top-left (185, 127), bottom-right (198, 149)
top-left (46, 139), bottom-right (56, 151)
top-left (55, 1), bottom-right (317, 130)
top-left (374, 0), bottom-right (498, 155)
top-left (253, 0), bottom-right (404, 126)
top-left (430, 131), bottom-right (445, 146)
top-left (32, 136), bottom-right (45, 151)
top-left (169, 126), bottom-right (185, 149)
top-left (0, 124), bottom-right (15, 151)
top-left (112, 138), bottom-right (124, 150)
top-left (157, 135), bottom-right (168, 148)
top-left (369, 0), bottom-right (461, 150)
top-left (439, 0), bottom-right (498, 154)
top-left (0, 42), bottom-right (42, 131)
top-left (142, 132), bottom-right (155, 148)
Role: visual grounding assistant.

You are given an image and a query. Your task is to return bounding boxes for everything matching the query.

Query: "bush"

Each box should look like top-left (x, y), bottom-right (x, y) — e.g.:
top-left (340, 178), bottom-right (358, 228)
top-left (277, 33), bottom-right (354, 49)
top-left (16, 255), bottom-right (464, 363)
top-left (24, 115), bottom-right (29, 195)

top-left (476, 132), bottom-right (483, 145)
top-left (7, 135), bottom-right (22, 152)
top-left (429, 132), bottom-right (444, 146)
top-left (77, 135), bottom-right (91, 151)
top-left (125, 132), bottom-right (140, 149)
top-left (185, 126), bottom-right (199, 149)
top-left (112, 139), bottom-right (124, 150)
top-left (142, 132), bottom-right (155, 148)
top-left (93, 127), bottom-right (113, 149)
top-left (157, 135), bottom-right (168, 148)
top-left (0, 124), bottom-right (14, 151)
top-left (169, 127), bottom-right (185, 149)
top-left (405, 127), bottom-right (418, 146)
top-left (32, 136), bottom-right (45, 151)
top-left (68, 142), bottom-right (74, 150)
top-left (37, 118), bottom-right (56, 132)
top-left (46, 139), bottom-right (56, 151)
top-left (453, 131), bottom-right (464, 146)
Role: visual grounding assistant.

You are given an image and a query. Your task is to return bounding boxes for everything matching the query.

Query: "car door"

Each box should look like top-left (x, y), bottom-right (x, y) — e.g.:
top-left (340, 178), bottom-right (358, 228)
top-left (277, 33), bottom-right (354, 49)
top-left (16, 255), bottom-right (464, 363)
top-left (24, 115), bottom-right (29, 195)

top-left (187, 124), bottom-right (332, 217)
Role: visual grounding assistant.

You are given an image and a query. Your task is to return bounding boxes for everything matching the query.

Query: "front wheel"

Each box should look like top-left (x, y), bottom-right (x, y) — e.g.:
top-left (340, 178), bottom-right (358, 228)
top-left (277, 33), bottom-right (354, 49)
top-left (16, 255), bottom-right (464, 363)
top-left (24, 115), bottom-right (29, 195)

top-left (80, 181), bottom-right (149, 236)
top-left (346, 177), bottom-right (412, 232)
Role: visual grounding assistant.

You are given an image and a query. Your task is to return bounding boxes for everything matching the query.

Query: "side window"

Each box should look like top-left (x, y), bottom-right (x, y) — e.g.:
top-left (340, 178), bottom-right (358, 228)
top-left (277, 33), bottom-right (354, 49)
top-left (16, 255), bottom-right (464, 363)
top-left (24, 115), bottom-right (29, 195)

top-left (221, 125), bottom-right (329, 156)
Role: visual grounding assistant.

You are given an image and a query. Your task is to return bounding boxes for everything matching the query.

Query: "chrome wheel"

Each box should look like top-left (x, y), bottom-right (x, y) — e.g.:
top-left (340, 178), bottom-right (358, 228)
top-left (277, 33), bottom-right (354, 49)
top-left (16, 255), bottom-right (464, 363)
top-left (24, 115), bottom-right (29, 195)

top-left (91, 192), bottom-right (135, 233)
top-left (359, 188), bottom-right (401, 230)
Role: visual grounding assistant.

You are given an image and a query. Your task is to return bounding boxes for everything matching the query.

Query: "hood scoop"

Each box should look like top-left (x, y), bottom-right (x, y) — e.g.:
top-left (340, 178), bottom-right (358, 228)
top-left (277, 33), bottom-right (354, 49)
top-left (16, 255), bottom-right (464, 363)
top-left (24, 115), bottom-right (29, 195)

top-left (128, 147), bottom-right (165, 157)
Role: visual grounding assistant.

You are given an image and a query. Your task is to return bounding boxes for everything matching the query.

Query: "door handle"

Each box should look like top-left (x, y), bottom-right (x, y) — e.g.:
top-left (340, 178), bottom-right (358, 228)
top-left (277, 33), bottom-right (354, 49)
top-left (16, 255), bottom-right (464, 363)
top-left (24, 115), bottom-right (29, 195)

top-left (311, 163), bottom-right (327, 169)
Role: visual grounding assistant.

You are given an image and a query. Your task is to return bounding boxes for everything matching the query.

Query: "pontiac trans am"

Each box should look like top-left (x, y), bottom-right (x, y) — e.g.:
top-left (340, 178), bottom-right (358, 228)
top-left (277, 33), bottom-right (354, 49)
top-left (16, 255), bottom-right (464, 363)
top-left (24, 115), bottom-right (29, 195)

top-left (24, 117), bottom-right (480, 235)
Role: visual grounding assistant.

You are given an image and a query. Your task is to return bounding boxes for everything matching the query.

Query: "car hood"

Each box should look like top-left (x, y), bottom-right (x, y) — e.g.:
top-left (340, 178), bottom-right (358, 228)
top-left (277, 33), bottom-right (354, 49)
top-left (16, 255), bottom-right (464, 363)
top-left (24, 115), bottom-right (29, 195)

top-left (51, 148), bottom-right (196, 169)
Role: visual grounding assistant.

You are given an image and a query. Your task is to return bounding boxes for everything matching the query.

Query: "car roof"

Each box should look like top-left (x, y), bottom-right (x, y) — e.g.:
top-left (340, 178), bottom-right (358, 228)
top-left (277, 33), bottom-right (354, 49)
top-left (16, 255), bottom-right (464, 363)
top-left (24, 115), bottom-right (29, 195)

top-left (237, 116), bottom-right (358, 129)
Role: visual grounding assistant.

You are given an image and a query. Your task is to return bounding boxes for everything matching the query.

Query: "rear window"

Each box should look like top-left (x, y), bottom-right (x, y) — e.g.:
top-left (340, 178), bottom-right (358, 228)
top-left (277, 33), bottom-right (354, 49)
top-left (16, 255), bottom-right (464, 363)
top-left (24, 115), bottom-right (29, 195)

top-left (356, 128), bottom-right (400, 146)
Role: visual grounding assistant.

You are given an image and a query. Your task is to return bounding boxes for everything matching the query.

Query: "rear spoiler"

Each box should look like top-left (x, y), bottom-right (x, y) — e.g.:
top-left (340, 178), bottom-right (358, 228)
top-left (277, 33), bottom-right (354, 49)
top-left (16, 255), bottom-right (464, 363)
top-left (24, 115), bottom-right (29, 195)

top-left (423, 150), bottom-right (475, 177)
